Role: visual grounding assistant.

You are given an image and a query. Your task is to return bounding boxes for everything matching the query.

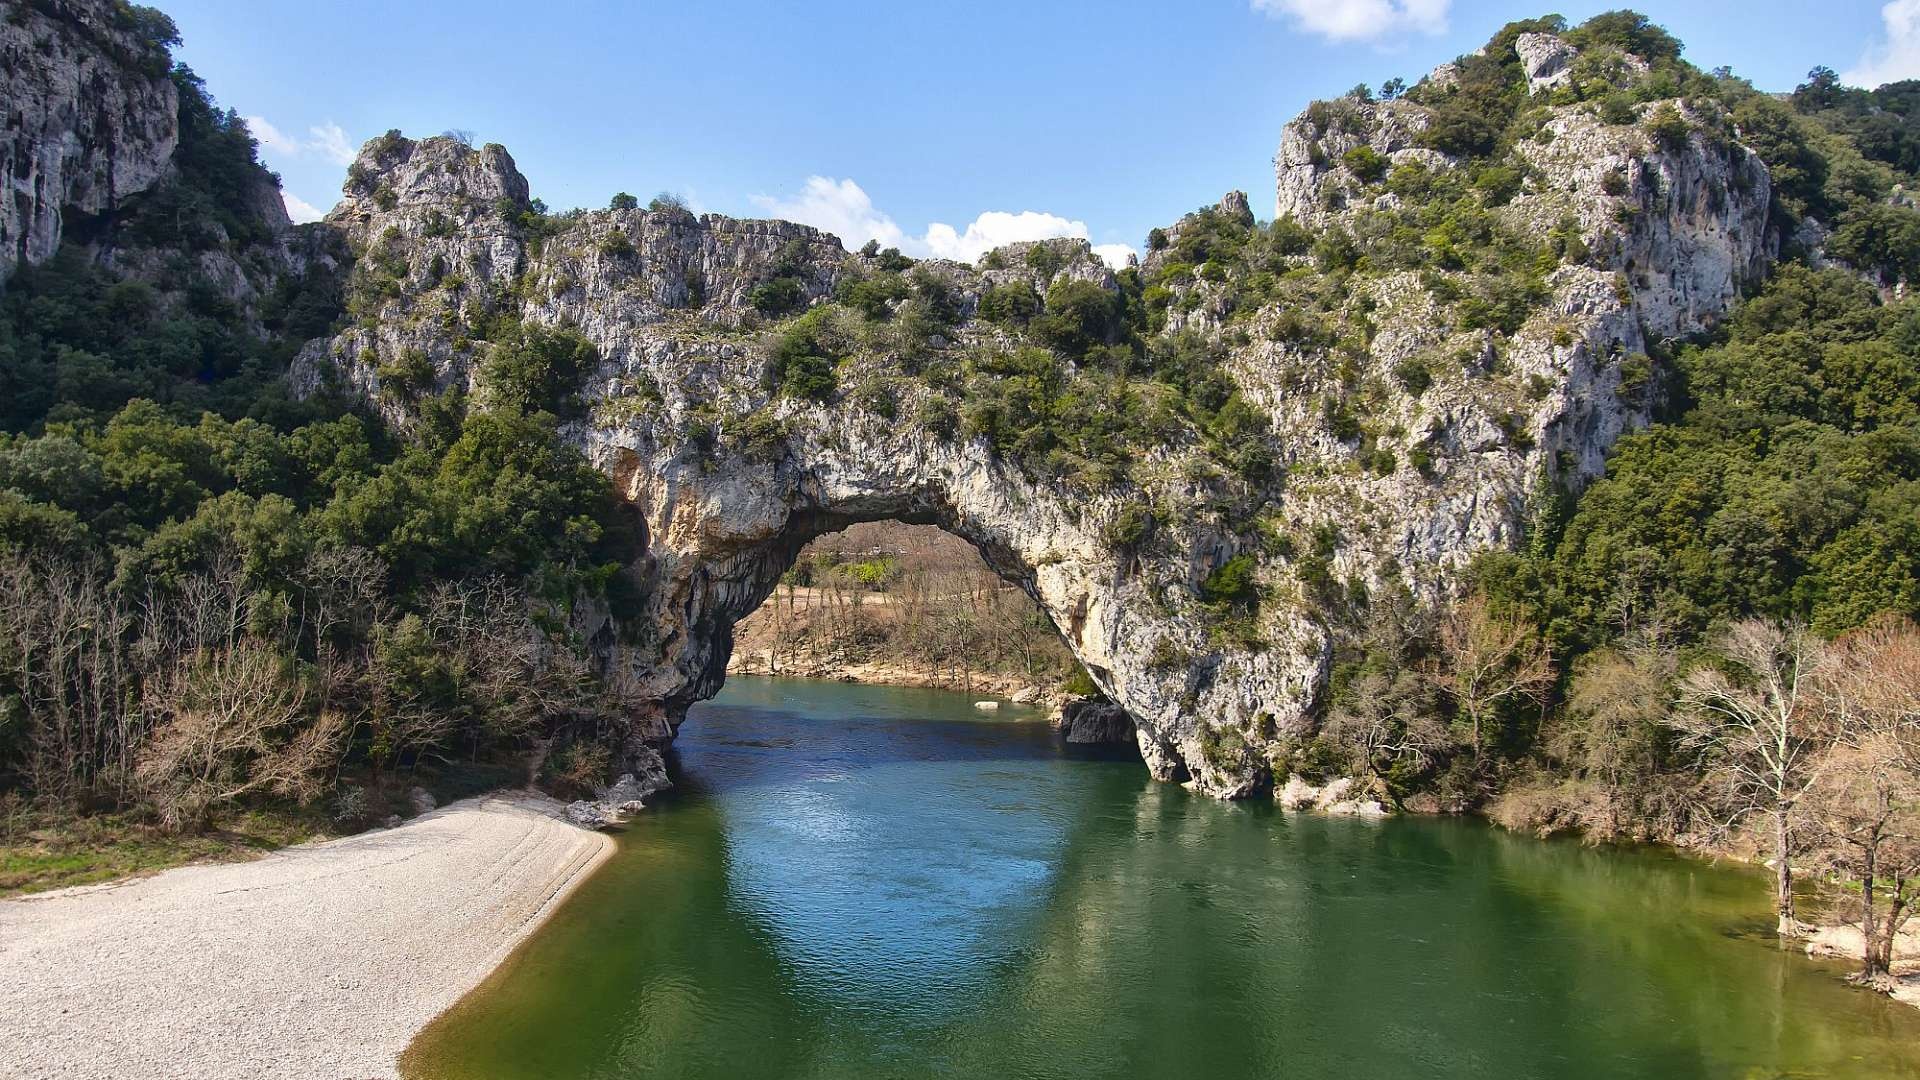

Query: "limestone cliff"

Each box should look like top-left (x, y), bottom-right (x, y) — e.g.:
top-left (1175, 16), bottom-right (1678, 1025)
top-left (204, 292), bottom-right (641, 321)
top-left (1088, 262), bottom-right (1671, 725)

top-left (0, 6), bottom-right (1792, 798)
top-left (0, 0), bottom-right (180, 281)
top-left (289, 29), bottom-right (1780, 797)
top-left (0, 0), bottom-right (340, 331)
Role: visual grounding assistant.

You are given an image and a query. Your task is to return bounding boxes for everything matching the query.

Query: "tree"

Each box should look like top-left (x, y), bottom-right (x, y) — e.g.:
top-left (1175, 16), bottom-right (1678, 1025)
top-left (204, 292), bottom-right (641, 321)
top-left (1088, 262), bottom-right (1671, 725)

top-left (1807, 616), bottom-right (1920, 981)
top-left (134, 642), bottom-right (342, 831)
top-left (609, 192), bottom-right (638, 211)
top-left (1553, 640), bottom-right (1678, 838)
top-left (1805, 733), bottom-right (1919, 985)
top-left (1671, 618), bottom-right (1831, 931)
top-left (1432, 592), bottom-right (1554, 762)
top-left (1030, 279), bottom-right (1121, 358)
top-left (1325, 671), bottom-right (1447, 803)
top-left (977, 281), bottom-right (1041, 325)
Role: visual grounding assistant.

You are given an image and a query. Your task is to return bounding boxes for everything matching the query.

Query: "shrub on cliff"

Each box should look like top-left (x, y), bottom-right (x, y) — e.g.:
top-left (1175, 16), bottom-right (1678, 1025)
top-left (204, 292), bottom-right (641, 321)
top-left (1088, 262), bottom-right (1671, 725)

top-left (1031, 279), bottom-right (1122, 358)
top-left (478, 322), bottom-right (597, 418)
top-left (770, 311), bottom-right (839, 401)
top-left (978, 281), bottom-right (1041, 325)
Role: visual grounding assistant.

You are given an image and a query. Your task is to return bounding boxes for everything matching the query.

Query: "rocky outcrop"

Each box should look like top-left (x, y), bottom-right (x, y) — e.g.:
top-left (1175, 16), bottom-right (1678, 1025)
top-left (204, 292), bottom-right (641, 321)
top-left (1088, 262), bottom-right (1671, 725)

top-left (1052, 696), bottom-right (1137, 746)
top-left (0, 0), bottom-right (334, 337)
top-left (565, 744), bottom-right (673, 829)
top-left (0, 0), bottom-right (180, 282)
top-left (295, 28), bottom-right (1779, 799)
top-left (1515, 32), bottom-right (1577, 94)
top-left (1236, 29), bottom-right (1773, 618)
top-left (1277, 775), bottom-right (1388, 817)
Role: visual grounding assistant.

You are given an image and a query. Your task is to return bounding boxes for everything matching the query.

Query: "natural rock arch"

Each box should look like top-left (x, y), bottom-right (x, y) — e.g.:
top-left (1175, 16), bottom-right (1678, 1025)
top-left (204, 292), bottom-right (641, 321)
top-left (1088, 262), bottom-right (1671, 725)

top-left (294, 25), bottom-right (1776, 796)
top-left (588, 409), bottom-right (1321, 794)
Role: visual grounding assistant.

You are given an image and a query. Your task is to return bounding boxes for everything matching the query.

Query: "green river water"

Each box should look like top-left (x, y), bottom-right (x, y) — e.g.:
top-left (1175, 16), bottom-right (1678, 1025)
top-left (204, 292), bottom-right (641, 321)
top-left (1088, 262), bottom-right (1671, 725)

top-left (403, 677), bottom-right (1920, 1080)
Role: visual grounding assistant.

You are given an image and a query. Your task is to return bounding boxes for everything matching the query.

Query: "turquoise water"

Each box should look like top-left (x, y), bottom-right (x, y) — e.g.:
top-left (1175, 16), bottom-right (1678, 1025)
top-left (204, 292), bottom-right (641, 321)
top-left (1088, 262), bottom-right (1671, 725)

top-left (404, 677), bottom-right (1920, 1079)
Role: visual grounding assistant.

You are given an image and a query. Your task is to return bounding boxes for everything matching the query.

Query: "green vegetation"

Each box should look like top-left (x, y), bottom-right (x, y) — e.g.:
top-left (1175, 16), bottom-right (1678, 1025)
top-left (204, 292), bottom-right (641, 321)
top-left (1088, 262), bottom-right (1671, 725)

top-left (770, 310), bottom-right (840, 401)
top-left (0, 32), bottom-right (648, 884)
top-left (1303, 38), bottom-right (1920, 910)
top-left (1489, 264), bottom-right (1920, 646)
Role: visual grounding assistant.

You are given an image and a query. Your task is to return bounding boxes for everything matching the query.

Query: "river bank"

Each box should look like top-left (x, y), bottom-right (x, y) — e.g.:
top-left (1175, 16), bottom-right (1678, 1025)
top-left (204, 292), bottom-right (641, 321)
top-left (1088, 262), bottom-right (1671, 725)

top-left (0, 793), bottom-right (610, 1080)
top-left (726, 654), bottom-right (1061, 705)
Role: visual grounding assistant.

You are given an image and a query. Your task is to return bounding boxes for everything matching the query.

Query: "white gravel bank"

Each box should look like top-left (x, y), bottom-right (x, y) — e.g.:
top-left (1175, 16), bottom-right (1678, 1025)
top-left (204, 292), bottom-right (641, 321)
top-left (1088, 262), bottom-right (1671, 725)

top-left (0, 793), bottom-right (613, 1080)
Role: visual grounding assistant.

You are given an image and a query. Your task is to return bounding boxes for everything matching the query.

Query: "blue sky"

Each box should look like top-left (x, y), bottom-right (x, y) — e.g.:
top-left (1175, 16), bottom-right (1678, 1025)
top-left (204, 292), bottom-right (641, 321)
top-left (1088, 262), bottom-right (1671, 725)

top-left (162, 1), bottom-right (1910, 264)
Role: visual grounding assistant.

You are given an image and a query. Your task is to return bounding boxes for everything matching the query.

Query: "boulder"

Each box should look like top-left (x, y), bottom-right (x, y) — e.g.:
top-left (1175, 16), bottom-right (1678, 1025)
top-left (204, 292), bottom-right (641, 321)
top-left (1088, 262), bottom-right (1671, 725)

top-left (564, 801), bottom-right (613, 830)
top-left (1278, 775), bottom-right (1389, 817)
top-left (1053, 697), bottom-right (1137, 745)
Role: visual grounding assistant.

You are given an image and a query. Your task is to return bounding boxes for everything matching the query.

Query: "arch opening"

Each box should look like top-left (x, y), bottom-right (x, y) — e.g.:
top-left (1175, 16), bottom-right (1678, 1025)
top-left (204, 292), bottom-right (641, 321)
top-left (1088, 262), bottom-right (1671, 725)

top-left (701, 517), bottom-right (1143, 756)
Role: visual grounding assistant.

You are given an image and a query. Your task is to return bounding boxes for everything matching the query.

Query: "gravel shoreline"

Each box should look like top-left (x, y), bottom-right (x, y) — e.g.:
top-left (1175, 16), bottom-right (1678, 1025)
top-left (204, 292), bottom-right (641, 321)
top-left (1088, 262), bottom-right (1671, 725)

top-left (0, 793), bottom-right (613, 1080)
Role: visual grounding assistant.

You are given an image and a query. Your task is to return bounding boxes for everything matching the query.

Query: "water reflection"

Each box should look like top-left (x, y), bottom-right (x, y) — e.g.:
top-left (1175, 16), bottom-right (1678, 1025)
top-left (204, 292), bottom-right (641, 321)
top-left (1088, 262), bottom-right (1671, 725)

top-left (403, 678), bottom-right (1920, 1080)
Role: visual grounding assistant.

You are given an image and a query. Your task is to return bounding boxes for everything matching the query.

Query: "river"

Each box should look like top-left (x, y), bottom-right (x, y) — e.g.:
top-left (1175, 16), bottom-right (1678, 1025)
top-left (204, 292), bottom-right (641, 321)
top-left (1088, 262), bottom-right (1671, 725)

top-left (402, 677), bottom-right (1920, 1079)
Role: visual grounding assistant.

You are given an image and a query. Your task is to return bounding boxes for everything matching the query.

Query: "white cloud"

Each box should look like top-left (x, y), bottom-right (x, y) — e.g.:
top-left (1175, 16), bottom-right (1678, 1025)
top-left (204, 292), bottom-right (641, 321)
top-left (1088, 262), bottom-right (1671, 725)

top-left (244, 115), bottom-right (359, 166)
top-left (245, 115), bottom-right (300, 157)
top-left (1092, 243), bottom-right (1140, 270)
top-left (923, 210), bottom-right (1091, 262)
top-left (307, 122), bottom-right (357, 166)
top-left (751, 176), bottom-right (911, 253)
top-left (1846, 0), bottom-right (1920, 87)
top-left (282, 191), bottom-right (327, 224)
top-left (1251, 0), bottom-right (1449, 43)
top-left (751, 176), bottom-right (1122, 266)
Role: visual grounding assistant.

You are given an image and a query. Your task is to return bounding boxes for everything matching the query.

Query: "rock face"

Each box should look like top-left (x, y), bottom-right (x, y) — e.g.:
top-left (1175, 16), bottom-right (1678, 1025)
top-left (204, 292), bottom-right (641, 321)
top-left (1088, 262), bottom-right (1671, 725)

top-left (1053, 697), bottom-right (1137, 746)
top-left (1515, 32), bottom-right (1578, 94)
top-left (0, 0), bottom-right (180, 283)
top-left (0, 0), bottom-right (334, 335)
top-left (0, 7), bottom-right (1797, 804)
top-left (294, 26), bottom-right (1778, 798)
top-left (1246, 28), bottom-right (1771, 608)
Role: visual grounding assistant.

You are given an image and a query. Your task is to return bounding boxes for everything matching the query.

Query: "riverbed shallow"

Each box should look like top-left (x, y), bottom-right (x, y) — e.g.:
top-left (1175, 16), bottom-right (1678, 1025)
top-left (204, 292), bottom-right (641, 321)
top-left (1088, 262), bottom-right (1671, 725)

top-left (402, 677), bottom-right (1920, 1080)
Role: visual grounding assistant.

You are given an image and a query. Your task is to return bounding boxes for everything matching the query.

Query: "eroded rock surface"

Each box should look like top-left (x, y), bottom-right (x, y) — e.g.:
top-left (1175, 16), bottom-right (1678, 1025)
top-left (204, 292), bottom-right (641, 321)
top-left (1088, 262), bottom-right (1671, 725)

top-left (0, 0), bottom-right (179, 282)
top-left (282, 30), bottom-right (1777, 797)
top-left (1054, 697), bottom-right (1139, 747)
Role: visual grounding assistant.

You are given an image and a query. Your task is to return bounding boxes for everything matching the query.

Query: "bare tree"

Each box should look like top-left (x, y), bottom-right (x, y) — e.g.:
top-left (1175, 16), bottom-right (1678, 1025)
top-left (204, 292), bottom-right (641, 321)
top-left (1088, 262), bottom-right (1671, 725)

top-left (1431, 592), bottom-right (1554, 761)
top-left (135, 643), bottom-right (342, 831)
top-left (1671, 618), bottom-right (1831, 931)
top-left (0, 554), bottom-right (138, 804)
top-left (1806, 616), bottom-right (1920, 979)
top-left (1805, 733), bottom-right (1919, 984)
top-left (1554, 641), bottom-right (1678, 839)
top-left (1325, 671), bottom-right (1448, 802)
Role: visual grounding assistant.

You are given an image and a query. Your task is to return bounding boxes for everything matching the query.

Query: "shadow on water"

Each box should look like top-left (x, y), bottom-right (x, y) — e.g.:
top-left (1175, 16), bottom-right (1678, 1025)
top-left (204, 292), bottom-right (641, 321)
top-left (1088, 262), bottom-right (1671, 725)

top-left (404, 678), bottom-right (1920, 1080)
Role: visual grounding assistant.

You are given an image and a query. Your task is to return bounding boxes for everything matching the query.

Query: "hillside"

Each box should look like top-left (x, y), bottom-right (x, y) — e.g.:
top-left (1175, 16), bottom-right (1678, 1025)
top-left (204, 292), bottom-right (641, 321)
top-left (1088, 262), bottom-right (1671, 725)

top-left (0, 1), bottom-right (1915, 839)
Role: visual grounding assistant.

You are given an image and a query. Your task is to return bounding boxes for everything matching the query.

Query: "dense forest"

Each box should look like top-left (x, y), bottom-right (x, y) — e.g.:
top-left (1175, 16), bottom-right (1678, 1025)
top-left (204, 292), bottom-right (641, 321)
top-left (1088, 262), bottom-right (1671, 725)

top-left (2, 5), bottom-right (1919, 983)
